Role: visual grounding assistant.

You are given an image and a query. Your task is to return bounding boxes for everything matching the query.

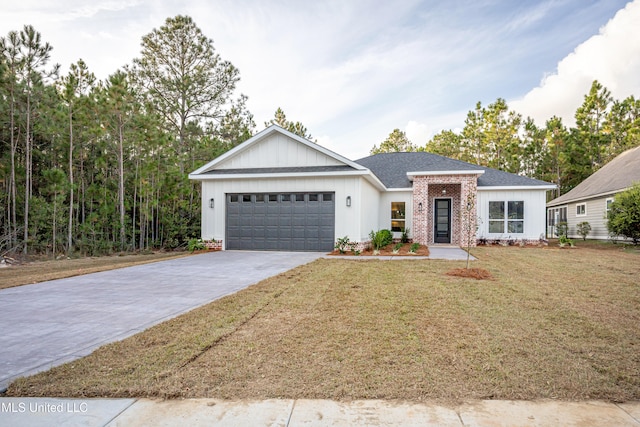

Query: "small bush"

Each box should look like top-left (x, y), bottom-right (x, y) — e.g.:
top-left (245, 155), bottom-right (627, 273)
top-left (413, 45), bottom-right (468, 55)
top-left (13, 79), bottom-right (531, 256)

top-left (187, 238), bottom-right (205, 252)
top-left (576, 221), bottom-right (591, 240)
top-left (392, 242), bottom-right (403, 254)
top-left (555, 222), bottom-right (568, 238)
top-left (409, 242), bottom-right (420, 253)
top-left (369, 229), bottom-right (393, 250)
top-left (607, 184), bottom-right (640, 244)
top-left (335, 236), bottom-right (353, 254)
top-left (401, 227), bottom-right (410, 243)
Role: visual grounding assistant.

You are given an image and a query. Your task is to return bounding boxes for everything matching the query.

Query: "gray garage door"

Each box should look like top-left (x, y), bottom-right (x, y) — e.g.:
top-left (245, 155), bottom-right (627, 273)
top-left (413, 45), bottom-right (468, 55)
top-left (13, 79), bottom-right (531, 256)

top-left (226, 192), bottom-right (335, 251)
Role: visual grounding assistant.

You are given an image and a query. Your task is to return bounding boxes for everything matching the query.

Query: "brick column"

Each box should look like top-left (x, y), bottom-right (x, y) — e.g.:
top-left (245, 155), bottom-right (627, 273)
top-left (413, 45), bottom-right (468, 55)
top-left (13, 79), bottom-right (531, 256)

top-left (412, 177), bottom-right (429, 245)
top-left (459, 177), bottom-right (478, 248)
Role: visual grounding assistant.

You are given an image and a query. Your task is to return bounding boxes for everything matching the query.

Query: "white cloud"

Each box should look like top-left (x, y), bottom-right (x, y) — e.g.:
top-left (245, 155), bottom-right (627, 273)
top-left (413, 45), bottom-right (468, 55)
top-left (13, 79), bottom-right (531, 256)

top-left (509, 0), bottom-right (640, 127)
top-left (405, 121), bottom-right (430, 146)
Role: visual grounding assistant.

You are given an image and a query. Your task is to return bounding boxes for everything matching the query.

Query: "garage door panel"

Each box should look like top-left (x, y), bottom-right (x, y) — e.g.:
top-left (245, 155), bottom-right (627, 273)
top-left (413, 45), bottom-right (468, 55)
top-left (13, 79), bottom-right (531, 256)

top-left (226, 192), bottom-right (334, 251)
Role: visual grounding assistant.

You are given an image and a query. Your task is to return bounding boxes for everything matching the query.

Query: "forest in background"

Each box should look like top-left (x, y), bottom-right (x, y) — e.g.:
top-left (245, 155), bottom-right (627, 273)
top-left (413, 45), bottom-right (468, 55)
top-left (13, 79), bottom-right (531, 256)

top-left (2, 15), bottom-right (639, 256)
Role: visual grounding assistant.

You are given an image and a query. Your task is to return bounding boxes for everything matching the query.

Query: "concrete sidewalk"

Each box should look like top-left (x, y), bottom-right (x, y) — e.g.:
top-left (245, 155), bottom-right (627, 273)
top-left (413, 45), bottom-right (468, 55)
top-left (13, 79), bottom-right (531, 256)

top-left (0, 397), bottom-right (638, 426)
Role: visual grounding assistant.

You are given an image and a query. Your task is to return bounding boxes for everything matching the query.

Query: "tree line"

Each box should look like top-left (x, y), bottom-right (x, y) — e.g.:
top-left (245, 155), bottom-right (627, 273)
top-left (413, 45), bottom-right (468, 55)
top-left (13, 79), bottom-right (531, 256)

top-left (0, 17), bottom-right (256, 256)
top-left (3, 15), bottom-right (638, 257)
top-left (373, 81), bottom-right (640, 199)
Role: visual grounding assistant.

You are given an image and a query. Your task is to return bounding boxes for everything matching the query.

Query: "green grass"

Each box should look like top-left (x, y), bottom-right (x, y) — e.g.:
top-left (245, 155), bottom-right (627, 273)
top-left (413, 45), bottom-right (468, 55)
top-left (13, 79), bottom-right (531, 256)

top-left (5, 245), bottom-right (640, 402)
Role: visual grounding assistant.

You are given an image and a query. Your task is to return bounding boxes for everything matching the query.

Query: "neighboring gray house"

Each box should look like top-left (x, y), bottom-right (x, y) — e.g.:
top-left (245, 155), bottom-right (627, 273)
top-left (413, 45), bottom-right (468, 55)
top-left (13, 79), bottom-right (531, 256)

top-left (547, 145), bottom-right (640, 239)
top-left (189, 125), bottom-right (555, 251)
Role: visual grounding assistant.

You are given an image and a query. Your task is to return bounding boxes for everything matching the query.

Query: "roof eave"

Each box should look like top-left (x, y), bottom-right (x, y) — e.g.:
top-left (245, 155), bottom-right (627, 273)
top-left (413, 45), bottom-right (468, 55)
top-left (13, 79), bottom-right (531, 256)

top-left (407, 170), bottom-right (485, 181)
top-left (479, 185), bottom-right (557, 191)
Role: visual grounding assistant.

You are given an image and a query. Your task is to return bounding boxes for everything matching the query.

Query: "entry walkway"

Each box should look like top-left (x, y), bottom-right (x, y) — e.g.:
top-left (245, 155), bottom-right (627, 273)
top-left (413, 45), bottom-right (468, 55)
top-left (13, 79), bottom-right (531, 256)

top-left (0, 397), bottom-right (638, 426)
top-left (0, 251), bottom-right (324, 391)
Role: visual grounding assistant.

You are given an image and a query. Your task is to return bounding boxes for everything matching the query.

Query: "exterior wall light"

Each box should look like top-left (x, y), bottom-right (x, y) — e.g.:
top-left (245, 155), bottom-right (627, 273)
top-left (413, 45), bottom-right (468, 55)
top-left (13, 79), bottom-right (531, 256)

top-left (346, 196), bottom-right (352, 207)
top-left (418, 202), bottom-right (423, 213)
top-left (209, 198), bottom-right (215, 209)
top-left (442, 188), bottom-right (447, 195)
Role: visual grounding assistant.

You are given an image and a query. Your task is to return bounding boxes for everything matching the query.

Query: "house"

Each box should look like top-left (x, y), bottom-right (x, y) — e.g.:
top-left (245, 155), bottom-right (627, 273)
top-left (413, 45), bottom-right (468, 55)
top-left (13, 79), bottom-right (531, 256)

top-left (546, 145), bottom-right (640, 240)
top-left (189, 125), bottom-right (555, 251)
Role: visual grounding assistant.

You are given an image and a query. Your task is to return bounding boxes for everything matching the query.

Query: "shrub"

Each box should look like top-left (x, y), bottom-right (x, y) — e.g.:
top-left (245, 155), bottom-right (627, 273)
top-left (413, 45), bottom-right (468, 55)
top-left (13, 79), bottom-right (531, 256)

top-left (334, 236), bottom-right (353, 254)
top-left (555, 222), bottom-right (568, 238)
top-left (369, 229), bottom-right (393, 250)
top-left (187, 238), bottom-right (205, 252)
top-left (392, 242), bottom-right (403, 254)
top-left (401, 227), bottom-right (410, 243)
top-left (576, 221), bottom-right (591, 240)
top-left (607, 184), bottom-right (640, 245)
top-left (409, 242), bottom-right (420, 253)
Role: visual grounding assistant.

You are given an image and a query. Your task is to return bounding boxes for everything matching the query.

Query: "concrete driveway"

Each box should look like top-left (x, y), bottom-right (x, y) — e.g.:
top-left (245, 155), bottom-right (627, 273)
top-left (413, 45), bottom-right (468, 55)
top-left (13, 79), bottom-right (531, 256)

top-left (0, 251), bottom-right (323, 391)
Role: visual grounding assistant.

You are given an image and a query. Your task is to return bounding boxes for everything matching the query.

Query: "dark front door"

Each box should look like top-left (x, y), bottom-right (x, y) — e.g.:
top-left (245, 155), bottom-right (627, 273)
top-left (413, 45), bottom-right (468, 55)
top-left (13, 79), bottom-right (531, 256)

top-left (434, 198), bottom-right (451, 244)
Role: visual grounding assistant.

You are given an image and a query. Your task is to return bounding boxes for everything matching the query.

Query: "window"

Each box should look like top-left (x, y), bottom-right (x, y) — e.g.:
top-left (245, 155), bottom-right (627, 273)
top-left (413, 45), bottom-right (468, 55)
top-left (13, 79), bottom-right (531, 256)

top-left (242, 194), bottom-right (251, 202)
top-left (255, 194), bottom-right (265, 202)
top-left (489, 201), bottom-right (505, 233)
top-left (281, 194), bottom-right (291, 202)
top-left (508, 201), bottom-right (524, 233)
top-left (391, 202), bottom-right (406, 232)
top-left (309, 194), bottom-right (319, 202)
top-left (489, 201), bottom-right (524, 233)
top-left (295, 194), bottom-right (305, 202)
top-left (548, 206), bottom-right (567, 227)
top-left (576, 203), bottom-right (586, 216)
top-left (268, 194), bottom-right (278, 202)
top-left (229, 194), bottom-right (239, 203)
top-left (322, 193), bottom-right (333, 202)
top-left (605, 198), bottom-right (614, 218)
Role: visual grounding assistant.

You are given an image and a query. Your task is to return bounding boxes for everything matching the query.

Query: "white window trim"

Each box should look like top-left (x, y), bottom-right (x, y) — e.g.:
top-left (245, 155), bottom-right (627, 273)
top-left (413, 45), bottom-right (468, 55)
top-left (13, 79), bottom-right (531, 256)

top-left (488, 200), bottom-right (525, 234)
top-left (576, 203), bottom-right (587, 217)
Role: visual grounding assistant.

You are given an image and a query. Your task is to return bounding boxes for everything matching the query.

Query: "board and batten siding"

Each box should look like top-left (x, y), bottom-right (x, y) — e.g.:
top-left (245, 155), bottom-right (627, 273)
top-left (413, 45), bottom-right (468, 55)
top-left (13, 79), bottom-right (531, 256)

top-left (477, 189), bottom-right (548, 241)
top-left (379, 191), bottom-right (412, 239)
top-left (215, 132), bottom-right (343, 169)
top-left (565, 196), bottom-right (614, 239)
top-left (201, 176), bottom-right (373, 249)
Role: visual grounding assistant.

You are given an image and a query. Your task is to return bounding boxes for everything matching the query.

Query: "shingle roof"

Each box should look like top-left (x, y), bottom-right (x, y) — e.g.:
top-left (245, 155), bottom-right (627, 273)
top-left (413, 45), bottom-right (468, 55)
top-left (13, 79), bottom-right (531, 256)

top-left (547, 145), bottom-right (640, 206)
top-left (355, 152), bottom-right (554, 188)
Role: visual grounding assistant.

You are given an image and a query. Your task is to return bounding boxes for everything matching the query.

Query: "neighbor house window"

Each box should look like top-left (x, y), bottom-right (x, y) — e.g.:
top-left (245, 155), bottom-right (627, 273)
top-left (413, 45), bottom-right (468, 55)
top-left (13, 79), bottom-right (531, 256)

top-left (489, 201), bottom-right (524, 233)
top-left (576, 203), bottom-right (586, 216)
top-left (391, 202), bottom-right (406, 232)
top-left (605, 198), bottom-right (614, 218)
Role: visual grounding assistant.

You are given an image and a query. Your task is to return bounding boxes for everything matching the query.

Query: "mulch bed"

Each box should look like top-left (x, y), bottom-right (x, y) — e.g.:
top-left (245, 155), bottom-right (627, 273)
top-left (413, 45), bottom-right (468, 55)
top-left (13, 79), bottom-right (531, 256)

top-left (446, 267), bottom-right (493, 280)
top-left (329, 243), bottom-right (430, 257)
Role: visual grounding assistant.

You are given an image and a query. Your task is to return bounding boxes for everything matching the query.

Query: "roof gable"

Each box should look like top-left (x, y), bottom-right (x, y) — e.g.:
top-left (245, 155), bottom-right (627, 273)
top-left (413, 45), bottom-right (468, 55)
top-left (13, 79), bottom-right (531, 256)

top-left (548, 145), bottom-right (640, 206)
top-left (190, 125), bottom-right (365, 176)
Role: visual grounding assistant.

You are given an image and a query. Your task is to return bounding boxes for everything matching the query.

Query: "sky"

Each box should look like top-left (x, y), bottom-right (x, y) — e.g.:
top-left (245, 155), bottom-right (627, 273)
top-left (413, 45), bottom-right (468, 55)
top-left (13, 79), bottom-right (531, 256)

top-left (2, 0), bottom-right (639, 160)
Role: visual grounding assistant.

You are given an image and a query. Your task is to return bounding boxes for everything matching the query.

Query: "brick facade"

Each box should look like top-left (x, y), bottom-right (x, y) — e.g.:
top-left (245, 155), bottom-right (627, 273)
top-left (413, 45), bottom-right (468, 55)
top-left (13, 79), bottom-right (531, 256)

top-left (412, 174), bottom-right (480, 247)
top-left (204, 239), bottom-right (223, 250)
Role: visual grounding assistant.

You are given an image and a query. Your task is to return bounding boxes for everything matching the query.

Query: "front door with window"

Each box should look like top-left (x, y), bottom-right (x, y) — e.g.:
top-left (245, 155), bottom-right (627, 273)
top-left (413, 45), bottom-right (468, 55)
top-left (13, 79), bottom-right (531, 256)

top-left (434, 198), bottom-right (451, 244)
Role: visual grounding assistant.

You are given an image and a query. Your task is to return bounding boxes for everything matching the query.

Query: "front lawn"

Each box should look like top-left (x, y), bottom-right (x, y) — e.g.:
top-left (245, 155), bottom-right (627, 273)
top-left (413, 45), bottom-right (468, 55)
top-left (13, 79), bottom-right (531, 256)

top-left (5, 245), bottom-right (640, 402)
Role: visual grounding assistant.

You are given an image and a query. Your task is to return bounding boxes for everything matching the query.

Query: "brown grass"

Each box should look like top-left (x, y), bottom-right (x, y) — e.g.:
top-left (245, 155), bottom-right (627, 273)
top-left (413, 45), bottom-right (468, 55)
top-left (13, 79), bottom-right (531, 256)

top-left (5, 245), bottom-right (640, 402)
top-left (0, 251), bottom-right (193, 290)
top-left (446, 267), bottom-right (493, 280)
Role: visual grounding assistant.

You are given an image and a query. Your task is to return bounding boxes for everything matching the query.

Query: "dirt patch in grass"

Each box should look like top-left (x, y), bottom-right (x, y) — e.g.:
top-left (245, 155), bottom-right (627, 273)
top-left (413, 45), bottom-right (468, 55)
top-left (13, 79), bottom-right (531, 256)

top-left (446, 267), bottom-right (493, 280)
top-left (5, 246), bottom-right (640, 402)
top-left (330, 243), bottom-right (430, 256)
top-left (0, 251), bottom-right (193, 290)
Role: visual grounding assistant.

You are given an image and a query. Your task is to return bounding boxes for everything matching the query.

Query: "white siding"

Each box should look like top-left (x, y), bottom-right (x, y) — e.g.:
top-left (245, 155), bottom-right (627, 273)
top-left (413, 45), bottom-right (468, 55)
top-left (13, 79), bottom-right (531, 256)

top-left (379, 191), bottom-right (413, 238)
top-left (201, 176), bottom-right (374, 249)
top-left (565, 196), bottom-right (612, 239)
top-left (215, 133), bottom-right (343, 169)
top-left (477, 189), bottom-right (548, 241)
top-left (358, 180), bottom-right (382, 241)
